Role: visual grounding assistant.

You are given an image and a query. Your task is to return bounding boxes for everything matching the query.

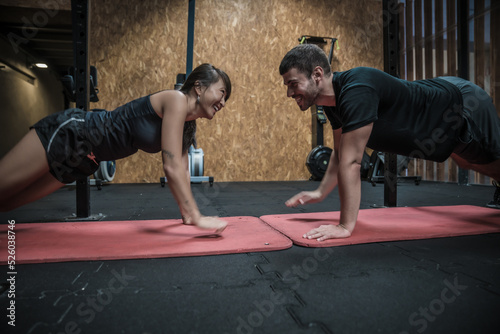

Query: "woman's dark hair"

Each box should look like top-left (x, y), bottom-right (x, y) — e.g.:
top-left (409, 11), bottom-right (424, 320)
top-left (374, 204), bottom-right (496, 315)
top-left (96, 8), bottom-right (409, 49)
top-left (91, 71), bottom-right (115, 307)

top-left (179, 63), bottom-right (232, 152)
top-left (279, 44), bottom-right (331, 78)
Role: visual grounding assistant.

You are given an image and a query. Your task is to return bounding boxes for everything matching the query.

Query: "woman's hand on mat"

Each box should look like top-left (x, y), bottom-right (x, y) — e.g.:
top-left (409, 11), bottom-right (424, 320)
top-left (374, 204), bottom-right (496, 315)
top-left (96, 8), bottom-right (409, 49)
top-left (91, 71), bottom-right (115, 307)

top-left (303, 224), bottom-right (351, 241)
top-left (285, 190), bottom-right (322, 207)
top-left (195, 216), bottom-right (228, 234)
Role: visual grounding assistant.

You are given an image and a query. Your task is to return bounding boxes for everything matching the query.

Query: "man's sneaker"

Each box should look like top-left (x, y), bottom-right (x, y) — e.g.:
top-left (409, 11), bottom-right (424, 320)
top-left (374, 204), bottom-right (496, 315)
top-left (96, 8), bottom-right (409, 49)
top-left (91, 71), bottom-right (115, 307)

top-left (486, 180), bottom-right (500, 209)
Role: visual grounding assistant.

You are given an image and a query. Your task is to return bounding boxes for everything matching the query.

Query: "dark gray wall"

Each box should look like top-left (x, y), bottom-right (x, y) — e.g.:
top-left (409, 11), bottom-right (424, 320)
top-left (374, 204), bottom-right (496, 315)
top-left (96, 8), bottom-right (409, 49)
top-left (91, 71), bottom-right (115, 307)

top-left (0, 35), bottom-right (65, 158)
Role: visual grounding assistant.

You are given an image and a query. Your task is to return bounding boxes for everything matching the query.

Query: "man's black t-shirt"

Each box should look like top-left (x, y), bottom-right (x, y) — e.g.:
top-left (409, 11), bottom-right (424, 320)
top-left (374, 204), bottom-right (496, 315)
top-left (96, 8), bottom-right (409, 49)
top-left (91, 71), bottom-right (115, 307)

top-left (323, 67), bottom-right (464, 162)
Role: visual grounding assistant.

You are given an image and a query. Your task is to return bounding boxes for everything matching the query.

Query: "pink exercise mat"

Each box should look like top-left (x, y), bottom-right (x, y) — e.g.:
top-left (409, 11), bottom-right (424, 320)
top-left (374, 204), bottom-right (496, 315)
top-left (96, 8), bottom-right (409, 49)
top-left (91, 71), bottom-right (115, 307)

top-left (260, 205), bottom-right (500, 247)
top-left (0, 216), bottom-right (292, 264)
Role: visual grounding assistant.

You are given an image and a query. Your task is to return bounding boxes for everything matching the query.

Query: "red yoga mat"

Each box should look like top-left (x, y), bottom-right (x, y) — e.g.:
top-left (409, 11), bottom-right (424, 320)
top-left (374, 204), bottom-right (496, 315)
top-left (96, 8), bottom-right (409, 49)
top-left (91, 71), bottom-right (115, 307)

top-left (0, 216), bottom-right (292, 264)
top-left (260, 205), bottom-right (500, 247)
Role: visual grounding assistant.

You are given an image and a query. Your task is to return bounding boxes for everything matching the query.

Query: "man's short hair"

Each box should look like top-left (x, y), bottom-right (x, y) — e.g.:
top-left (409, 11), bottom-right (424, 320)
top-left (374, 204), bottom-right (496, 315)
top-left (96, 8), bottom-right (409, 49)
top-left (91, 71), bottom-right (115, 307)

top-left (279, 44), bottom-right (332, 77)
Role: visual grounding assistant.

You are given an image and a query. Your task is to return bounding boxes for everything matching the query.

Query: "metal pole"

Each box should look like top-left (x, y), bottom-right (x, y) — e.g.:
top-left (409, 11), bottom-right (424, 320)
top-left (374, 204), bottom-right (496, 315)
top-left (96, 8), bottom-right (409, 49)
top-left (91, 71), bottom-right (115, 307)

top-left (311, 105), bottom-right (325, 148)
top-left (72, 0), bottom-right (91, 217)
top-left (383, 0), bottom-right (400, 207)
top-left (186, 0), bottom-right (195, 76)
top-left (457, 0), bottom-right (470, 186)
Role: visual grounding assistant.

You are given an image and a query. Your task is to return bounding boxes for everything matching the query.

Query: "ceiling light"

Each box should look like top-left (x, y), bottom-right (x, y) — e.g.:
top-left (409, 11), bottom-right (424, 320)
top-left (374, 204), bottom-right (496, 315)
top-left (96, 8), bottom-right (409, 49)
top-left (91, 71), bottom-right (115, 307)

top-left (34, 63), bottom-right (48, 69)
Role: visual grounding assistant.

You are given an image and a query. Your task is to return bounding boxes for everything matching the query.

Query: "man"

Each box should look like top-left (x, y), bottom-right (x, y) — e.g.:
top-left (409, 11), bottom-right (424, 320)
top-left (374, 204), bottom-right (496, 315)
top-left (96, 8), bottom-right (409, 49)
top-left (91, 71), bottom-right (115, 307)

top-left (280, 44), bottom-right (500, 241)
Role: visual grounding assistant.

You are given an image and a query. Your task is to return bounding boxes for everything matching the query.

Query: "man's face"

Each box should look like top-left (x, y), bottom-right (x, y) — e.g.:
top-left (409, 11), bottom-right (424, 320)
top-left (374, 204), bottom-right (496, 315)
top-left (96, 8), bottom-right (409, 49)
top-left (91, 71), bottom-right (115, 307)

top-left (282, 68), bottom-right (318, 111)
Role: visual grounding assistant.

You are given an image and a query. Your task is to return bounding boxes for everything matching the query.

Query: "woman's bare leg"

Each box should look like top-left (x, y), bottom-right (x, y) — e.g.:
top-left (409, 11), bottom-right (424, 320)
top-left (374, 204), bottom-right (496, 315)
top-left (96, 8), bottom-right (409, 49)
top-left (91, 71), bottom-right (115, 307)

top-left (0, 172), bottom-right (64, 211)
top-left (0, 129), bottom-right (56, 205)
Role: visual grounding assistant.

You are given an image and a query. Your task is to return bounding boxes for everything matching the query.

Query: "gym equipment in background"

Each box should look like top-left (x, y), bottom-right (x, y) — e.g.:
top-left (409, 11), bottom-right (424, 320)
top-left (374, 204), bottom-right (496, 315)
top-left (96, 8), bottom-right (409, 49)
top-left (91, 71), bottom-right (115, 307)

top-left (62, 63), bottom-right (115, 191)
top-left (188, 146), bottom-right (204, 180)
top-left (61, 65), bottom-right (99, 103)
top-left (69, 0), bottom-right (95, 219)
top-left (361, 151), bottom-right (421, 186)
top-left (92, 160), bottom-right (116, 190)
top-left (306, 145), bottom-right (332, 181)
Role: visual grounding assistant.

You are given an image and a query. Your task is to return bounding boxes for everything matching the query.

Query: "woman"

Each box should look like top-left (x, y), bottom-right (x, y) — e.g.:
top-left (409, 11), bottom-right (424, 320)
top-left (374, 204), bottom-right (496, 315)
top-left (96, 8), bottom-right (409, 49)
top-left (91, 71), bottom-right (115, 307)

top-left (0, 63), bottom-right (231, 233)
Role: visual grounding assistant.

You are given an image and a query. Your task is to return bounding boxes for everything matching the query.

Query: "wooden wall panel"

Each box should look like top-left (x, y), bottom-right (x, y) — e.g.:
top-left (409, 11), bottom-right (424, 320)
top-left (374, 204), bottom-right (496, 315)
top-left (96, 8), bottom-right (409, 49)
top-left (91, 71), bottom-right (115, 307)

top-left (89, 0), bottom-right (384, 183)
top-left (473, 0), bottom-right (487, 184)
top-left (90, 1), bottom-right (189, 183)
top-left (446, 0), bottom-right (457, 77)
top-left (474, 0), bottom-right (485, 90)
top-left (412, 0), bottom-right (424, 177)
top-left (194, 0), bottom-right (383, 182)
top-left (424, 0), bottom-right (434, 180)
top-left (403, 0), bottom-right (460, 183)
top-left (399, 3), bottom-right (406, 80)
top-left (435, 1), bottom-right (444, 76)
top-left (405, 0), bottom-right (414, 81)
top-left (401, 0), bottom-right (499, 185)
top-left (434, 0), bottom-right (446, 182)
top-left (414, 0), bottom-right (423, 81)
top-left (492, 1), bottom-right (500, 117)
top-left (446, 0), bottom-right (459, 182)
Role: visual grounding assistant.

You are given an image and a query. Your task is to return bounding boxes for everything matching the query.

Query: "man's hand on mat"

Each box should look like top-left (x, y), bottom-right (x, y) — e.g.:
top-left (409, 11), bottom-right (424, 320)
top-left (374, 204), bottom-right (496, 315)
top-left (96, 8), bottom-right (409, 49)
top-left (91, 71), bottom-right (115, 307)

top-left (285, 190), bottom-right (322, 207)
top-left (195, 216), bottom-right (228, 234)
top-left (303, 224), bottom-right (351, 241)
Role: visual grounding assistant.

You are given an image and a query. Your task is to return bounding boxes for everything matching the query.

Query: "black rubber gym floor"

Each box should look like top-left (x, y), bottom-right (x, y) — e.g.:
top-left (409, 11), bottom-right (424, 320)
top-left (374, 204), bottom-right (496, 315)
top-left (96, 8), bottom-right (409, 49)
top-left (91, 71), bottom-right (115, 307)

top-left (1, 180), bottom-right (499, 334)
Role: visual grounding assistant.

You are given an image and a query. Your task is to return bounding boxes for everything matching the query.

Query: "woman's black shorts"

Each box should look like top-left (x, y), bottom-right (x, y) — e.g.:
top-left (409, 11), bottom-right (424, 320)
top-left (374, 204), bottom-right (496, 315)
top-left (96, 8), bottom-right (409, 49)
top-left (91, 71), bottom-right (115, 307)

top-left (31, 108), bottom-right (101, 183)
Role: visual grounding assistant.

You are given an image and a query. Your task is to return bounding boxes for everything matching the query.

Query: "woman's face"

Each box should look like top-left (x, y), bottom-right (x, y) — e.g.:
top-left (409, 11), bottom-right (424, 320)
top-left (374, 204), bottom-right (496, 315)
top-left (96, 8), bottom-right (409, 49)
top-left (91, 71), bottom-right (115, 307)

top-left (199, 78), bottom-right (227, 119)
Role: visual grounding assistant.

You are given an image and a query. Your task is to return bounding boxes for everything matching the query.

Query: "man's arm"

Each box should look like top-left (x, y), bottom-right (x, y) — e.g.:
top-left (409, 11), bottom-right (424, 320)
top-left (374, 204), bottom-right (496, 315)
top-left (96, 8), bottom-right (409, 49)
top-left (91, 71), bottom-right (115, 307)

top-left (303, 123), bottom-right (373, 241)
top-left (317, 128), bottom-right (342, 198)
top-left (336, 123), bottom-right (373, 232)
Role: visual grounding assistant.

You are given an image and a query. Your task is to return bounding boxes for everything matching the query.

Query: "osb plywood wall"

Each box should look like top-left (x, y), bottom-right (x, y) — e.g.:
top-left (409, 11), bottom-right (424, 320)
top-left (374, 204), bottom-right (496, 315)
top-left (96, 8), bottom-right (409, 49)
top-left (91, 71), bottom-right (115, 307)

top-left (90, 0), bottom-right (383, 183)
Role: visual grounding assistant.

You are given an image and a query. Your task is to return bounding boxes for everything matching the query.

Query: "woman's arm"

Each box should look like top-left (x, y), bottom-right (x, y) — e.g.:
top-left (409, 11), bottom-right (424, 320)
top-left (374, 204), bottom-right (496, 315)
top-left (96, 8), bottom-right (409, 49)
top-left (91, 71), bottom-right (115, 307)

top-left (157, 91), bottom-right (226, 232)
top-left (176, 150), bottom-right (193, 222)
